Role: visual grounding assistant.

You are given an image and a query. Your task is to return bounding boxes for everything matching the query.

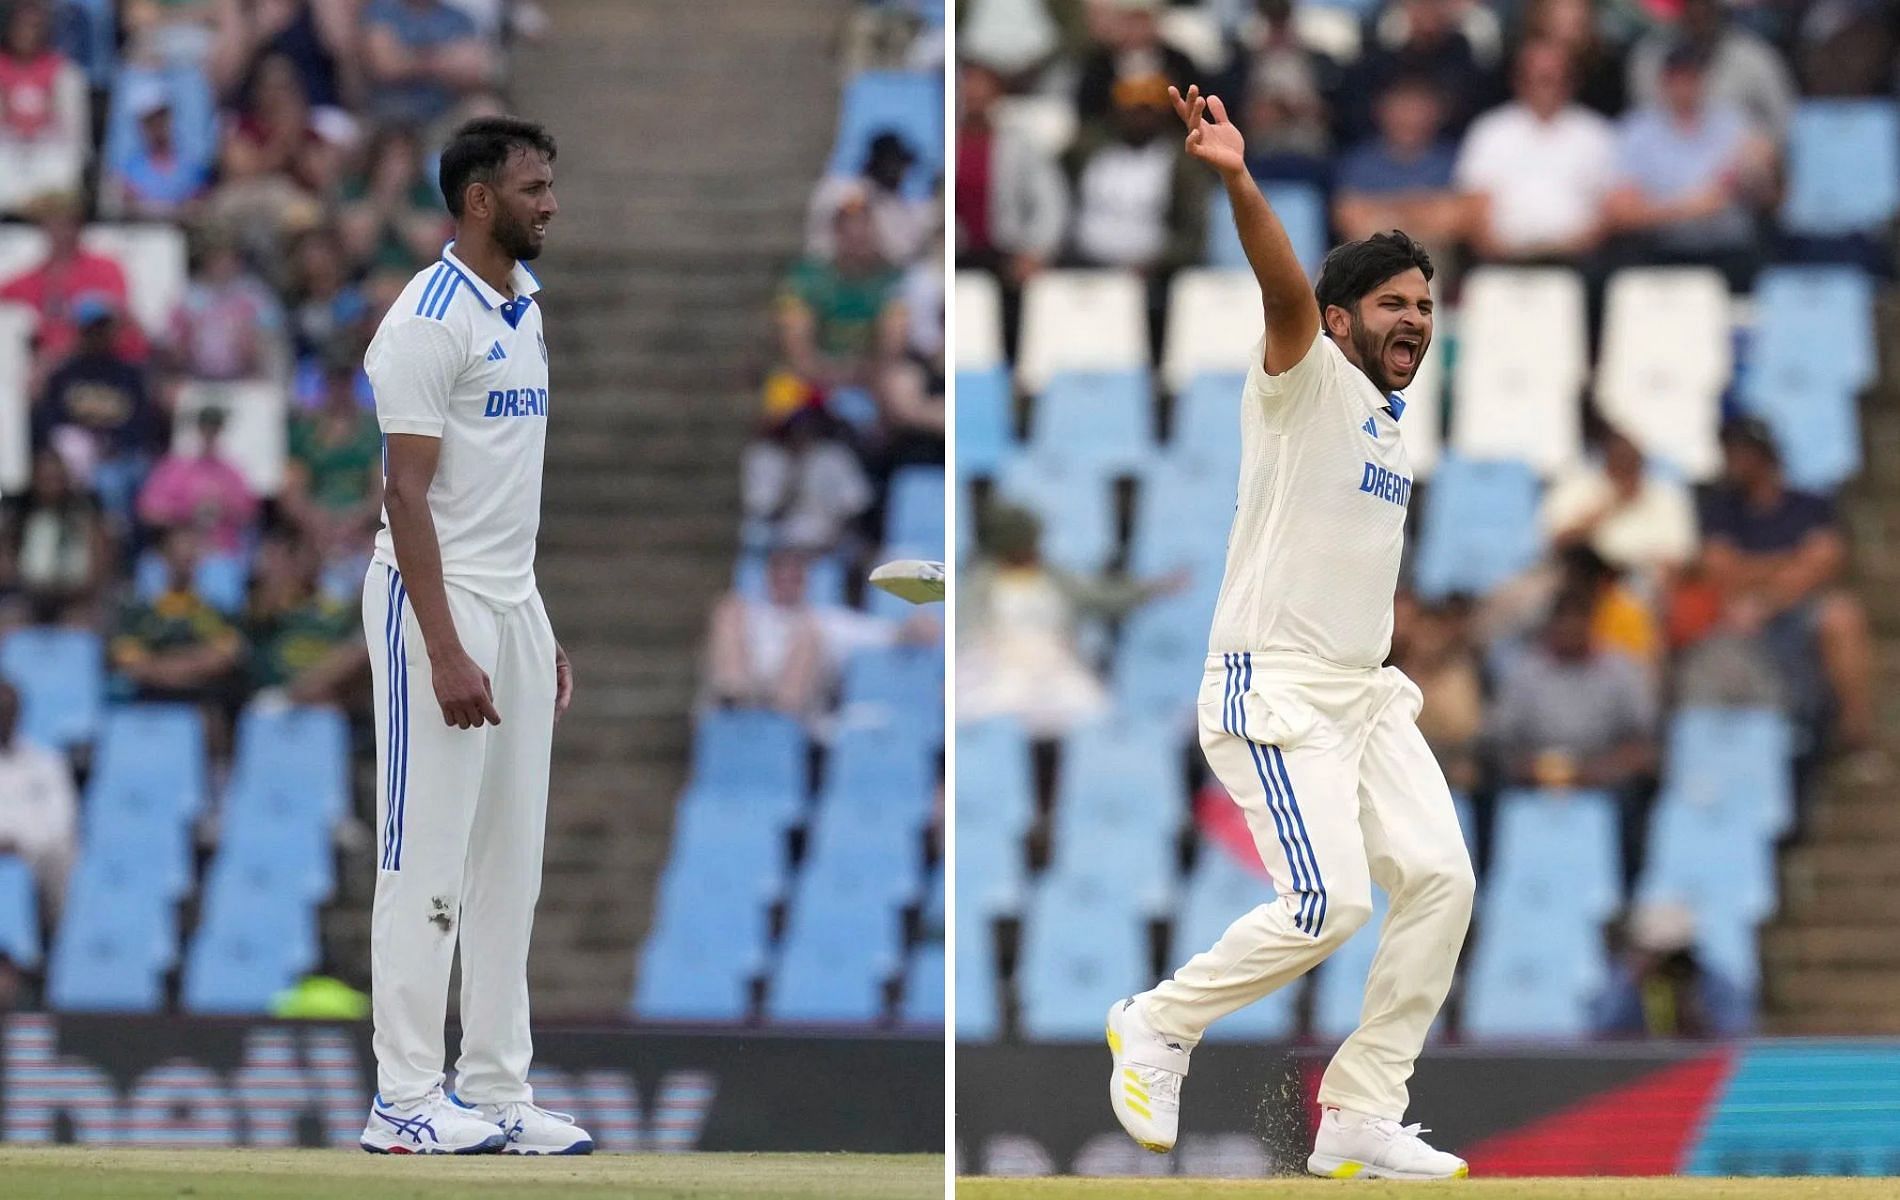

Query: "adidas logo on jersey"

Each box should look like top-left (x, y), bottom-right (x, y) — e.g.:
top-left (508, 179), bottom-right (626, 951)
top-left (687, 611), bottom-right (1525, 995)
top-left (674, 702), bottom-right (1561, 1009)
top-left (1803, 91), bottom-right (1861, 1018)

top-left (486, 341), bottom-right (508, 362)
top-left (1362, 417), bottom-right (1378, 439)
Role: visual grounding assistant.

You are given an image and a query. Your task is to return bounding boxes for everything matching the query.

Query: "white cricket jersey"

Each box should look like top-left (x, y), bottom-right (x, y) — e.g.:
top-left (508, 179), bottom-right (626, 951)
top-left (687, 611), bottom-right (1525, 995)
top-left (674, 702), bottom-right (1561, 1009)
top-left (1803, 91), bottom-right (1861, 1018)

top-left (1207, 331), bottom-right (1413, 668)
top-left (367, 244), bottom-right (550, 607)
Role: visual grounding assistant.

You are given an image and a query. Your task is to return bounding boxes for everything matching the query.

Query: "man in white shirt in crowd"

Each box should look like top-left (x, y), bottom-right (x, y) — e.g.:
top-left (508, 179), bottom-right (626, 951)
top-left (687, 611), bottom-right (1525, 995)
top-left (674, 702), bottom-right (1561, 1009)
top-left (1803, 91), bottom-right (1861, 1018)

top-left (1542, 425), bottom-right (1698, 589)
top-left (0, 681), bottom-right (77, 919)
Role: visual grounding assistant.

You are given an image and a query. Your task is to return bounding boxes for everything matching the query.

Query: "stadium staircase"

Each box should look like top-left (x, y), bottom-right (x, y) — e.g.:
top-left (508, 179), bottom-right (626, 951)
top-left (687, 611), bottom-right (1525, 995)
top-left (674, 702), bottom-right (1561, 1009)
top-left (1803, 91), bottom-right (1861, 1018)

top-left (1765, 291), bottom-right (1900, 1034)
top-left (326, 0), bottom-right (854, 1016)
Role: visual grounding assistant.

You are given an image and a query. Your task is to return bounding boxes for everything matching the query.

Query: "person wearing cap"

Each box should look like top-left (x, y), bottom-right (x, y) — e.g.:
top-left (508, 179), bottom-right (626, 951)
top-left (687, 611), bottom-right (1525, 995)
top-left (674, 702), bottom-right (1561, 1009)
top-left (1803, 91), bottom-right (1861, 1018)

top-left (1063, 72), bottom-right (1206, 274)
top-left (806, 128), bottom-right (935, 266)
top-left (1074, 0), bottom-right (1196, 129)
top-left (1697, 417), bottom-right (1877, 754)
top-left (1601, 41), bottom-right (1774, 288)
top-left (1626, 0), bottom-right (1793, 139)
top-left (1590, 901), bottom-right (1752, 1037)
top-left (100, 78), bottom-right (210, 221)
top-left (283, 348), bottom-right (386, 559)
top-left (31, 292), bottom-right (163, 521)
top-left (0, 192), bottom-right (150, 367)
top-left (136, 406), bottom-right (261, 556)
top-left (0, 0), bottom-right (88, 217)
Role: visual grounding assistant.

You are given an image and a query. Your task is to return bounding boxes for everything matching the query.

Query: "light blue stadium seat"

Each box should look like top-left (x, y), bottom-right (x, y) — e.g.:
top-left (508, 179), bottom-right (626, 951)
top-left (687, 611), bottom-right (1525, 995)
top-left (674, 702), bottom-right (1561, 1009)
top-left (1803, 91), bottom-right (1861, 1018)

top-left (1781, 101), bottom-right (1900, 236)
top-left (104, 65), bottom-right (216, 187)
top-left (1741, 269), bottom-right (1874, 490)
top-left (887, 465), bottom-right (945, 556)
top-left (0, 856), bottom-right (41, 968)
top-left (902, 943), bottom-right (945, 1024)
top-left (1313, 888), bottom-right (1391, 1037)
top-left (1055, 721), bottom-right (1187, 842)
top-left (682, 709), bottom-right (806, 825)
top-left (662, 803), bottom-right (788, 906)
top-left (1026, 371), bottom-right (1154, 475)
top-left (957, 367), bottom-right (1013, 480)
top-left (74, 815), bottom-right (192, 902)
top-left (1045, 819), bottom-right (1174, 913)
top-left (994, 455), bottom-right (1116, 574)
top-left (733, 552), bottom-right (847, 607)
top-left (829, 70), bottom-right (944, 198)
top-left (922, 860), bottom-right (945, 931)
top-left (46, 866), bottom-right (176, 1011)
top-left (1490, 789), bottom-right (1621, 920)
top-left (216, 813), bottom-right (334, 903)
top-left (802, 826), bottom-right (923, 911)
top-left (229, 703), bottom-right (350, 825)
top-left (1169, 371), bottom-right (1247, 478)
top-left (133, 548), bottom-right (249, 615)
top-left (633, 931), bottom-right (756, 1021)
top-left (767, 894), bottom-right (901, 1022)
top-left (1637, 796), bottom-right (1777, 925)
top-left (1128, 459), bottom-right (1236, 575)
top-left (197, 858), bottom-right (320, 968)
top-left (958, 821), bottom-right (1027, 919)
top-left (182, 920), bottom-right (302, 1014)
top-left (1113, 579), bottom-right (1223, 717)
top-left (0, 627), bottom-right (104, 750)
top-left (1663, 706), bottom-right (1794, 836)
top-left (840, 644), bottom-right (944, 737)
top-left (1463, 936), bottom-right (1595, 1038)
top-left (1178, 850), bottom-right (1299, 1040)
top-left (87, 704), bottom-right (206, 824)
top-left (820, 722), bottom-right (935, 824)
top-left (955, 717), bottom-right (1034, 837)
top-left (1018, 874), bottom-right (1148, 1038)
top-left (1412, 456), bottom-right (1543, 600)
top-left (956, 905), bottom-right (1000, 1040)
top-left (1210, 183), bottom-right (1326, 277)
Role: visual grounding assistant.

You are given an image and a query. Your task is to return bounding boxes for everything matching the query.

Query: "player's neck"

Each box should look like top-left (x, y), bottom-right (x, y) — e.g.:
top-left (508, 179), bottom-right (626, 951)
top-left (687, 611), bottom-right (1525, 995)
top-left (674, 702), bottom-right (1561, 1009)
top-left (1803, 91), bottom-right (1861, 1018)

top-left (448, 233), bottom-right (517, 300)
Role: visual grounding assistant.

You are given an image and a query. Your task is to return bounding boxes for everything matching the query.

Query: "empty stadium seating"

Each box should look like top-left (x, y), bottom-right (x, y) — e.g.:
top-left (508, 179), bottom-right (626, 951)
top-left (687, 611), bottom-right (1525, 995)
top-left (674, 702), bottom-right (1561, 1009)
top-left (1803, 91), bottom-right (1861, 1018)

top-left (1411, 455), bottom-right (1543, 599)
top-left (1781, 100), bottom-right (1900, 237)
top-left (1598, 268), bottom-right (1731, 482)
top-left (0, 627), bottom-right (105, 751)
top-left (956, 270), bottom-right (1005, 372)
top-left (0, 856), bottom-right (41, 968)
top-left (1016, 270), bottom-right (1149, 393)
top-left (1026, 371), bottom-right (1154, 475)
top-left (1449, 267), bottom-right (1587, 477)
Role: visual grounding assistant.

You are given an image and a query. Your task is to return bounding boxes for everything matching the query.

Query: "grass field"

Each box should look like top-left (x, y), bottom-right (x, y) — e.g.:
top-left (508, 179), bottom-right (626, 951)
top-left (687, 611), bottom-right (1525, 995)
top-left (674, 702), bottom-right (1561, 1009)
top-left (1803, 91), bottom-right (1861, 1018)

top-left (959, 1179), bottom-right (1896, 1199)
top-left (0, 1148), bottom-right (944, 1199)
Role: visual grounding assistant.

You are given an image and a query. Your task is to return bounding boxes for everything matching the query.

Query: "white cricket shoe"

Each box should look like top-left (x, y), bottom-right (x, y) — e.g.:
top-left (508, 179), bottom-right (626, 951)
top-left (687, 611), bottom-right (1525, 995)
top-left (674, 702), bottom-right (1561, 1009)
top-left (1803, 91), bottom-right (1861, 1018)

top-left (469, 1098), bottom-right (596, 1155)
top-left (360, 1087), bottom-right (508, 1154)
top-left (1307, 1105), bottom-right (1469, 1180)
top-left (1106, 997), bottom-right (1190, 1153)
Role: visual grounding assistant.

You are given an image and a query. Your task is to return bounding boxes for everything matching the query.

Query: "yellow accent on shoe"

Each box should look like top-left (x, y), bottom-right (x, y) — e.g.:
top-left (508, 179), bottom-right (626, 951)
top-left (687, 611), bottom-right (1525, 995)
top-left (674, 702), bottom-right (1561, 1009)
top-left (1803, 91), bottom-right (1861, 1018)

top-left (1123, 1094), bottom-right (1152, 1119)
top-left (1328, 1162), bottom-right (1364, 1179)
top-left (1122, 1068), bottom-right (1142, 1087)
top-left (1138, 1141), bottom-right (1169, 1154)
top-left (1454, 1164), bottom-right (1470, 1178)
top-left (1106, 1027), bottom-right (1123, 1054)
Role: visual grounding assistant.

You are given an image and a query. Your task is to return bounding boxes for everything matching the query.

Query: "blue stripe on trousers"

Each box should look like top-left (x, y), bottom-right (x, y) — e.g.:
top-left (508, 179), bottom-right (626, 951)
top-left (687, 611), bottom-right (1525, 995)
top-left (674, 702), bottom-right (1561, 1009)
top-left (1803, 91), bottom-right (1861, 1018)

top-left (392, 578), bottom-right (410, 871)
top-left (381, 567), bottom-right (399, 869)
top-left (1268, 742), bottom-right (1326, 936)
top-left (1234, 651), bottom-right (1314, 934)
top-left (1236, 652), bottom-right (1326, 935)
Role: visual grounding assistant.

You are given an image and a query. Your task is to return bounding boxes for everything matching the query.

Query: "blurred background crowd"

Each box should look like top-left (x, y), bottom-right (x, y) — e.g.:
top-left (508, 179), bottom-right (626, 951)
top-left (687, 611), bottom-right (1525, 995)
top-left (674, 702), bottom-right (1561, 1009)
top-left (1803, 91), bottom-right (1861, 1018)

top-left (956, 0), bottom-right (1898, 1045)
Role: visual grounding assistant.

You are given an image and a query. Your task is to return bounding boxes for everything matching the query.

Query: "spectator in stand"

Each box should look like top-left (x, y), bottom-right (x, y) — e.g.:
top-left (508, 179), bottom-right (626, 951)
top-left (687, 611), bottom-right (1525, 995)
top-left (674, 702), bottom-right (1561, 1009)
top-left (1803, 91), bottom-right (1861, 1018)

top-left (1542, 426), bottom-right (1699, 591)
top-left (1486, 585), bottom-right (1659, 889)
top-left (1391, 590), bottom-right (1485, 793)
top-left (1063, 73), bottom-right (1204, 275)
top-left (0, 0), bottom-right (89, 217)
top-left (1, 192), bottom-right (150, 371)
top-left (244, 529), bottom-right (369, 706)
top-left (108, 525), bottom-right (245, 706)
top-left (1235, 30), bottom-right (1332, 187)
top-left (742, 406), bottom-right (874, 558)
top-left (1074, 0), bottom-right (1195, 131)
top-left (958, 0), bottom-right (1082, 83)
top-left (704, 547), bottom-right (938, 721)
top-left (1698, 417), bottom-right (1877, 754)
top-left (282, 352), bottom-right (385, 561)
top-left (208, 0), bottom-right (356, 110)
top-left (1518, 0), bottom-right (1630, 118)
top-left (32, 295), bottom-right (164, 523)
top-left (1333, 75), bottom-right (1466, 258)
top-left (3, 448), bottom-right (112, 624)
top-left (1627, 0), bottom-right (1794, 138)
top-left (777, 200), bottom-right (906, 394)
top-left (0, 680), bottom-right (77, 919)
top-left (1338, 0), bottom-right (1493, 144)
top-left (99, 82), bottom-right (212, 221)
top-left (170, 231), bottom-right (284, 381)
top-left (362, 0), bottom-right (497, 127)
top-left (212, 51), bottom-right (344, 252)
top-left (338, 125), bottom-right (452, 276)
top-left (1457, 39), bottom-right (1616, 265)
top-left (1601, 43), bottom-right (1775, 288)
top-left (136, 407), bottom-right (261, 556)
top-left (286, 228), bottom-right (369, 362)
top-left (1220, 0), bottom-right (1341, 139)
top-left (1790, 0), bottom-right (1894, 98)
top-left (1591, 901), bottom-right (1752, 1038)
top-left (954, 59), bottom-right (1067, 341)
top-left (808, 130), bottom-right (934, 267)
top-left (958, 503), bottom-right (1185, 737)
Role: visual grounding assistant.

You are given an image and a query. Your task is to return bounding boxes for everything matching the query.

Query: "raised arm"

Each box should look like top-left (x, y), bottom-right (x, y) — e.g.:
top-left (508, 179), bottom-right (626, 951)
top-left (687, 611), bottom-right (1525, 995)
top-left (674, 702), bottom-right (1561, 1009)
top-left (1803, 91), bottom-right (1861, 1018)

top-left (1170, 85), bottom-right (1319, 376)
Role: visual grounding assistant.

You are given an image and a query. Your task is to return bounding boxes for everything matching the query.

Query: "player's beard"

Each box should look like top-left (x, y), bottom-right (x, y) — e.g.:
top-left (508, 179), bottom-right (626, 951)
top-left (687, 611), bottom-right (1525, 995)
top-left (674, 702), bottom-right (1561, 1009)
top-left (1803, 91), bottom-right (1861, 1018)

top-left (1346, 312), bottom-right (1421, 395)
top-left (493, 205), bottom-right (543, 262)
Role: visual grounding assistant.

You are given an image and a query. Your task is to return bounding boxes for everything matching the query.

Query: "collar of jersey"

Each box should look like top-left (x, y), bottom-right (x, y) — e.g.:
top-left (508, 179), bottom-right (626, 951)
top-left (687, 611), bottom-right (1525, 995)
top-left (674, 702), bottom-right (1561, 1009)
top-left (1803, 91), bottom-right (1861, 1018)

top-left (439, 242), bottom-right (543, 312)
top-left (1383, 392), bottom-right (1406, 422)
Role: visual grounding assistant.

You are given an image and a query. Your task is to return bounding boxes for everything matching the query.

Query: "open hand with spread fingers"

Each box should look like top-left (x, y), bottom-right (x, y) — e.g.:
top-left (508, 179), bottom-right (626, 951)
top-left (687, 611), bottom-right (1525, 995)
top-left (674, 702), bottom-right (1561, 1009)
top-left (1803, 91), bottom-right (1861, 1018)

top-left (1169, 84), bottom-right (1247, 179)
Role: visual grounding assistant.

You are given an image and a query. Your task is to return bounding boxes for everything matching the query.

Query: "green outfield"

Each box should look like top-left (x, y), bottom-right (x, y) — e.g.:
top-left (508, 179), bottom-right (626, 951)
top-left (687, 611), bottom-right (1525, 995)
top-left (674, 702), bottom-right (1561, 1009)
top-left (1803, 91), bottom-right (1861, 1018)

top-left (0, 1148), bottom-right (944, 1199)
top-left (958, 1179), bottom-right (1898, 1199)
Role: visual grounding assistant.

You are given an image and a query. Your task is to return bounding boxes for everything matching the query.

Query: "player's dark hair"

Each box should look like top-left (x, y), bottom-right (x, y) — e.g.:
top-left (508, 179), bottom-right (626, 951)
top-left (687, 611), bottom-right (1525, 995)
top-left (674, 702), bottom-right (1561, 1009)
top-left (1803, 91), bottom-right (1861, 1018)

top-left (438, 116), bottom-right (557, 219)
top-left (1314, 231), bottom-right (1434, 318)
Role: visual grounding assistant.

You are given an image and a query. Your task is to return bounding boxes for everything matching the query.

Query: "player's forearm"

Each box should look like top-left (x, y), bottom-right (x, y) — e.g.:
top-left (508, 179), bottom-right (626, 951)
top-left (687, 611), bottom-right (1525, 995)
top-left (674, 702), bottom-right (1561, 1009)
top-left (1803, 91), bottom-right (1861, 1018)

top-left (1221, 168), bottom-right (1315, 323)
top-left (384, 489), bottom-right (466, 661)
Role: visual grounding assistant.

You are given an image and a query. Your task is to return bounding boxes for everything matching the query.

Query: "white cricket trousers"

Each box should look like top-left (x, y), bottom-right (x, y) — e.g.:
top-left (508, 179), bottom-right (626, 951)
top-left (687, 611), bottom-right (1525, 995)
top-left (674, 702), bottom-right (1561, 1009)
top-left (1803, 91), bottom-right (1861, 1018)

top-left (363, 560), bottom-right (557, 1106)
top-left (1137, 651), bottom-right (1475, 1120)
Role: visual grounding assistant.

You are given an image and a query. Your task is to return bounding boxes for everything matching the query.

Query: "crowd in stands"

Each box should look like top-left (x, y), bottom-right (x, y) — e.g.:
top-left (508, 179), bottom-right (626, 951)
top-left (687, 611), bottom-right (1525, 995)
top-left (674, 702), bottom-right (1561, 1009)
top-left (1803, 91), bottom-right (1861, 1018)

top-left (956, 0), bottom-right (1889, 1042)
top-left (632, 0), bottom-right (947, 1027)
top-left (0, 0), bottom-right (541, 1011)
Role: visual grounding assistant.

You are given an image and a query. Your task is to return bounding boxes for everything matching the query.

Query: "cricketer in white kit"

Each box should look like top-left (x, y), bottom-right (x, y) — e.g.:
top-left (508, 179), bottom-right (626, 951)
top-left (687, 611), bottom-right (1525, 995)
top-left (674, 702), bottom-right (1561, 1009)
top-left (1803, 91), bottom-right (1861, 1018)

top-left (357, 117), bottom-right (591, 1156)
top-left (1106, 86), bottom-right (1475, 1181)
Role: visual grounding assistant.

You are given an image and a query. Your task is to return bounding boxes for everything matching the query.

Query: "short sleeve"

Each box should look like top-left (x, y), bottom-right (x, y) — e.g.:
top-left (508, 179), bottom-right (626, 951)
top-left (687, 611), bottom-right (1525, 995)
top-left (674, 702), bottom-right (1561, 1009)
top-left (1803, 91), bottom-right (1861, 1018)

top-left (366, 316), bottom-right (463, 437)
top-left (1246, 328), bottom-right (1341, 407)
